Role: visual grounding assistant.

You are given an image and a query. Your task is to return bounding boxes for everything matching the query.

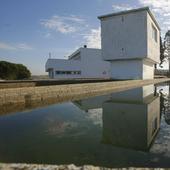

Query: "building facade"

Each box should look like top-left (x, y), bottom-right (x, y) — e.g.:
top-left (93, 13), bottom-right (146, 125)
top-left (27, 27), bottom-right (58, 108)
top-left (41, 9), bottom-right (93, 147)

top-left (98, 7), bottom-right (160, 79)
top-left (45, 47), bottom-right (110, 79)
top-left (46, 7), bottom-right (160, 80)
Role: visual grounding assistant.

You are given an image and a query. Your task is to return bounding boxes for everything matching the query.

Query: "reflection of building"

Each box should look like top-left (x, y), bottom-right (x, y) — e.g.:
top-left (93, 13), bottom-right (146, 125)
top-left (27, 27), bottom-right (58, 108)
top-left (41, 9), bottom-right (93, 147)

top-left (74, 94), bottom-right (110, 112)
top-left (102, 85), bottom-right (160, 151)
top-left (73, 85), bottom-right (160, 151)
top-left (73, 95), bottom-right (110, 126)
top-left (98, 7), bottom-right (160, 79)
top-left (45, 47), bottom-right (110, 79)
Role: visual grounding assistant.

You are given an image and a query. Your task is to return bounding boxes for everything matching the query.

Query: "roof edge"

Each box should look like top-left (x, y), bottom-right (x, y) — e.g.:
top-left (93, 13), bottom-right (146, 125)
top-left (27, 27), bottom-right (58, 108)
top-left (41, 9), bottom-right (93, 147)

top-left (98, 7), bottom-right (160, 31)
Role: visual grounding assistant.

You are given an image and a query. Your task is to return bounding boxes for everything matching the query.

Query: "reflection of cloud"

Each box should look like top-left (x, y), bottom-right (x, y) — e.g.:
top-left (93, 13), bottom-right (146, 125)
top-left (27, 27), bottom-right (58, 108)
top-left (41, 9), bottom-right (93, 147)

top-left (44, 117), bottom-right (78, 136)
top-left (85, 108), bottom-right (103, 127)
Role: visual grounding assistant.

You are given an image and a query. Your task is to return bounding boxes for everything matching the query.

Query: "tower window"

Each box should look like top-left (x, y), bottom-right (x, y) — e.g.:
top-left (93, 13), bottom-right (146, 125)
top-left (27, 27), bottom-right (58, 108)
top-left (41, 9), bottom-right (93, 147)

top-left (152, 24), bottom-right (157, 43)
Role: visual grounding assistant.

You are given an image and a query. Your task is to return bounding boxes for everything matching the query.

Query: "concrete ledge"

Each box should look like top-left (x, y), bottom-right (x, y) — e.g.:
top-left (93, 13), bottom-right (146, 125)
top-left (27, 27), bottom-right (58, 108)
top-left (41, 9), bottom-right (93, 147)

top-left (0, 163), bottom-right (168, 170)
top-left (0, 79), bottom-right (113, 89)
top-left (0, 78), bottom-right (169, 115)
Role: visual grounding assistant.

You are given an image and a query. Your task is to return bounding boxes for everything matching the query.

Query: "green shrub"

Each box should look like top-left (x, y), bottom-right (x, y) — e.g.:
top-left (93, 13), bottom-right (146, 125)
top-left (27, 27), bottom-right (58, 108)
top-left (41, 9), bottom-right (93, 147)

top-left (0, 61), bottom-right (31, 80)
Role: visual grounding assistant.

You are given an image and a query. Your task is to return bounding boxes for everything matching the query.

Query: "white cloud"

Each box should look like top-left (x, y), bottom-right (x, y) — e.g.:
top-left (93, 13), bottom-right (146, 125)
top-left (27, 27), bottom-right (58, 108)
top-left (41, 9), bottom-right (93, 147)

top-left (17, 43), bottom-right (33, 50)
top-left (112, 4), bottom-right (135, 11)
top-left (41, 15), bottom-right (86, 34)
top-left (44, 33), bottom-right (51, 38)
top-left (83, 27), bottom-right (101, 49)
top-left (138, 0), bottom-right (170, 13)
top-left (0, 42), bottom-right (16, 50)
top-left (0, 42), bottom-right (33, 51)
top-left (138, 0), bottom-right (170, 35)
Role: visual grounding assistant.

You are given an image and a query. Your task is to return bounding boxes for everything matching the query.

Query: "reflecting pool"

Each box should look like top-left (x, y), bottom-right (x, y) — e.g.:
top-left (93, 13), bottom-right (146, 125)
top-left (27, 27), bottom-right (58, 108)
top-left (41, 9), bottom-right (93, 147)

top-left (0, 83), bottom-right (170, 167)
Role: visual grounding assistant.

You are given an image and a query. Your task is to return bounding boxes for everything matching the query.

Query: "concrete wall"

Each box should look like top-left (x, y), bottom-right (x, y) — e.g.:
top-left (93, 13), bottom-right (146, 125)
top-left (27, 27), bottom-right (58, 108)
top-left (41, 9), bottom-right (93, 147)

top-left (80, 48), bottom-right (110, 78)
top-left (110, 60), bottom-right (143, 79)
top-left (147, 13), bottom-right (160, 63)
top-left (45, 59), bottom-right (82, 79)
top-left (100, 11), bottom-right (147, 61)
top-left (143, 60), bottom-right (154, 79)
top-left (99, 8), bottom-right (160, 80)
top-left (109, 58), bottom-right (154, 80)
top-left (0, 78), bottom-right (169, 115)
top-left (45, 48), bottom-right (110, 79)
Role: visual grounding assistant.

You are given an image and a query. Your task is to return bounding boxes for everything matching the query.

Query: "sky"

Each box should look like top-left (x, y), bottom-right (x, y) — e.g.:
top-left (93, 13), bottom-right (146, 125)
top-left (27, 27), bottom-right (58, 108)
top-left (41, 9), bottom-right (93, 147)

top-left (0, 0), bottom-right (170, 75)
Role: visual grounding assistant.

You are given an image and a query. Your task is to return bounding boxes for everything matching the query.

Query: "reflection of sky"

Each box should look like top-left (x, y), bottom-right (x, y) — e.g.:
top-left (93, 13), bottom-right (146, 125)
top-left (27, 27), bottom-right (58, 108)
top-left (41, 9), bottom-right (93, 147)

top-left (157, 85), bottom-right (169, 96)
top-left (41, 103), bottom-right (102, 137)
top-left (84, 108), bottom-right (103, 127)
top-left (150, 117), bottom-right (170, 158)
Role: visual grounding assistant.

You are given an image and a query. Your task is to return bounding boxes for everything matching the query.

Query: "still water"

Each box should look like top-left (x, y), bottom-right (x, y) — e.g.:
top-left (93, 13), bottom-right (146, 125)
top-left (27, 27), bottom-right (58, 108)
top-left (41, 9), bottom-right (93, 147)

top-left (0, 83), bottom-right (170, 167)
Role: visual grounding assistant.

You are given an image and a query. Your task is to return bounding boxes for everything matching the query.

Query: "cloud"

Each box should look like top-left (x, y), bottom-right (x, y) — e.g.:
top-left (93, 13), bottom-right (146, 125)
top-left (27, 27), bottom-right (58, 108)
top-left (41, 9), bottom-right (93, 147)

top-left (44, 33), bottom-right (51, 38)
top-left (17, 43), bottom-right (33, 50)
top-left (138, 0), bottom-right (170, 14)
top-left (138, 0), bottom-right (170, 34)
top-left (41, 15), bottom-right (86, 34)
top-left (0, 42), bottom-right (33, 51)
top-left (83, 27), bottom-right (101, 49)
top-left (0, 42), bottom-right (16, 50)
top-left (112, 4), bottom-right (135, 11)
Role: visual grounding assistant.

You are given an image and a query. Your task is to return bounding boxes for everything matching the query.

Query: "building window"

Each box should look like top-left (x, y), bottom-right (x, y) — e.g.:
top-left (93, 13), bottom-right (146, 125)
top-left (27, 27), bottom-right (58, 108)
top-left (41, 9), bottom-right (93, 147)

top-left (55, 70), bottom-right (81, 75)
top-left (152, 24), bottom-right (157, 42)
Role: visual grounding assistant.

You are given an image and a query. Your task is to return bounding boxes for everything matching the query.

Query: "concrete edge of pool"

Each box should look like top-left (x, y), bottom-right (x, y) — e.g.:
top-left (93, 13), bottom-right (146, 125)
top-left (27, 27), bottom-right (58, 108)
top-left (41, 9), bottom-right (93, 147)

top-left (0, 163), bottom-right (168, 170)
top-left (0, 78), bottom-right (170, 115)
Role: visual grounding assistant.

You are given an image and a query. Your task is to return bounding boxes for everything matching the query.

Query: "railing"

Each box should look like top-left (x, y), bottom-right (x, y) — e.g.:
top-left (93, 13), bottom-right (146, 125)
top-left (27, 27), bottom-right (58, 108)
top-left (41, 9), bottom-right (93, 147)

top-left (155, 69), bottom-right (170, 76)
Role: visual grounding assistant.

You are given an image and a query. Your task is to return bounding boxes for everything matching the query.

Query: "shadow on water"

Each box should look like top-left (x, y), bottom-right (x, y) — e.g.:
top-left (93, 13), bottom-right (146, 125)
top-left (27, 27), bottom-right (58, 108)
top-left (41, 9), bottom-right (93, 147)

top-left (0, 84), bottom-right (170, 167)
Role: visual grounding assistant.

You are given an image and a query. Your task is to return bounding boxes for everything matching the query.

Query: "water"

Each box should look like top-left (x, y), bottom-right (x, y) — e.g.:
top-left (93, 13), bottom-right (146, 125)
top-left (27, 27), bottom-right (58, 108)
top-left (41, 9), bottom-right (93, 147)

top-left (0, 83), bottom-right (170, 167)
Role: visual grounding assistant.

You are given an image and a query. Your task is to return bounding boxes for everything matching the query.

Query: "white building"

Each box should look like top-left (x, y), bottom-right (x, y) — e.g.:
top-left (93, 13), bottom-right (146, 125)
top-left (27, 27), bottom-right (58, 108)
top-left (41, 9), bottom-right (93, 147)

top-left (45, 47), bottom-right (110, 79)
top-left (98, 7), bottom-right (160, 79)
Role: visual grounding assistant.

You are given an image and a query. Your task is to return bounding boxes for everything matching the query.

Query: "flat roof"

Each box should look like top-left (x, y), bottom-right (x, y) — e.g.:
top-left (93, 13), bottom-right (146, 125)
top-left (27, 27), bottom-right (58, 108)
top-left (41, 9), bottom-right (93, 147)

top-left (68, 47), bottom-right (101, 60)
top-left (98, 7), bottom-right (160, 30)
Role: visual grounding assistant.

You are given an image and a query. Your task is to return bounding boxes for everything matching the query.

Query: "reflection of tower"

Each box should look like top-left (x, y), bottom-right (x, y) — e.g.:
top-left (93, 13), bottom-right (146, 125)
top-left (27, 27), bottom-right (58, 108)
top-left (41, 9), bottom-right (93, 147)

top-left (102, 85), bottom-right (160, 151)
top-left (73, 94), bottom-right (110, 126)
top-left (73, 94), bottom-right (110, 111)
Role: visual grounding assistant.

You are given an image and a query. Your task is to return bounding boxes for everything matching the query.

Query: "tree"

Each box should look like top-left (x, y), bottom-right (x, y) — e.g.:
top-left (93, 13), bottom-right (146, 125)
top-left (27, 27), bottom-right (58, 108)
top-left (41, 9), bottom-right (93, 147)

top-left (165, 30), bottom-right (170, 59)
top-left (159, 36), bottom-right (166, 67)
top-left (0, 61), bottom-right (31, 80)
top-left (159, 30), bottom-right (170, 68)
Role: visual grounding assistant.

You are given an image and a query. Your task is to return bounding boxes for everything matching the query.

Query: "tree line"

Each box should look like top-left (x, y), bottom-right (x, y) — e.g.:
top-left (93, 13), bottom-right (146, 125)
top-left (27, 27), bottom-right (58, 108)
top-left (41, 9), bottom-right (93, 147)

top-left (0, 61), bottom-right (31, 80)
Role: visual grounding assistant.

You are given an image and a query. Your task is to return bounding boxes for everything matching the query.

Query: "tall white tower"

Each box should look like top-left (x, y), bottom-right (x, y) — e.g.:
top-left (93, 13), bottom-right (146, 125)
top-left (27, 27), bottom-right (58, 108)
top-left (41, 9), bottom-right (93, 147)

top-left (98, 7), bottom-right (160, 80)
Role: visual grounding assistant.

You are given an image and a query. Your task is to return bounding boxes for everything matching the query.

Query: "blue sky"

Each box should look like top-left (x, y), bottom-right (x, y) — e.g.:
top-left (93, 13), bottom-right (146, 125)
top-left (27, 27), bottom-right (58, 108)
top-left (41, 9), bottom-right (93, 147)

top-left (0, 0), bottom-right (170, 75)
